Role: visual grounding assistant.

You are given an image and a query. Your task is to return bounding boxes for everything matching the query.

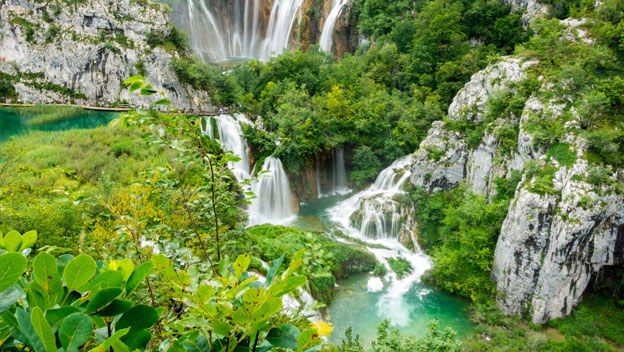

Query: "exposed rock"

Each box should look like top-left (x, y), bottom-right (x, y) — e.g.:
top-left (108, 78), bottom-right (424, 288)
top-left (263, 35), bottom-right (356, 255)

top-left (448, 58), bottom-right (533, 123)
top-left (411, 20), bottom-right (624, 323)
top-left (493, 157), bottom-right (624, 324)
top-left (0, 0), bottom-right (211, 110)
top-left (499, 0), bottom-right (549, 25)
top-left (411, 57), bottom-right (535, 195)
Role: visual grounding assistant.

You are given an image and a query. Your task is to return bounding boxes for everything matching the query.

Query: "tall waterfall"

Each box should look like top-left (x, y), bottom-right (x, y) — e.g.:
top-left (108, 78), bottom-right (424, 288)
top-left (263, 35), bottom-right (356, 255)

top-left (319, 0), bottom-right (350, 52)
top-left (202, 114), bottom-right (251, 182)
top-left (248, 157), bottom-right (296, 226)
top-left (181, 0), bottom-right (304, 62)
top-left (328, 154), bottom-right (432, 326)
top-left (331, 146), bottom-right (350, 195)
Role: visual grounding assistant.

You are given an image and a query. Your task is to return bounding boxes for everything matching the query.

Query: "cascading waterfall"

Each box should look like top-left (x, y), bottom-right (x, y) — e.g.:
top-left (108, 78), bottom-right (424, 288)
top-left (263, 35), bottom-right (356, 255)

top-left (248, 157), bottom-right (296, 226)
top-left (328, 154), bottom-right (432, 327)
top-left (331, 146), bottom-right (351, 195)
top-left (181, 0), bottom-right (304, 62)
top-left (202, 114), bottom-right (252, 182)
top-left (319, 0), bottom-right (350, 52)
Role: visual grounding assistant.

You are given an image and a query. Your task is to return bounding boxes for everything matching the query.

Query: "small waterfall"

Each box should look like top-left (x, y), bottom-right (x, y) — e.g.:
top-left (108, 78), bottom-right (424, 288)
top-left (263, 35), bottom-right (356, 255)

top-left (319, 0), bottom-right (350, 52)
top-left (331, 146), bottom-right (350, 195)
top-left (248, 157), bottom-right (296, 226)
top-left (316, 154), bottom-right (324, 198)
top-left (202, 114), bottom-right (251, 182)
top-left (328, 154), bottom-right (432, 327)
top-left (181, 0), bottom-right (304, 62)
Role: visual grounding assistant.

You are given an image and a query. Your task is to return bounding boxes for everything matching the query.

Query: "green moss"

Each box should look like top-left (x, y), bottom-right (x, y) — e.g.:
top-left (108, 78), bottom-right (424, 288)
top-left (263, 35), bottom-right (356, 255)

top-left (546, 143), bottom-right (577, 167)
top-left (387, 257), bottom-right (413, 279)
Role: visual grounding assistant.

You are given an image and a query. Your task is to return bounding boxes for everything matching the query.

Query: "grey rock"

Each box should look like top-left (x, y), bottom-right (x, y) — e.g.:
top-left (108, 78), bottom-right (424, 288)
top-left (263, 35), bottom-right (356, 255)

top-left (0, 0), bottom-right (212, 111)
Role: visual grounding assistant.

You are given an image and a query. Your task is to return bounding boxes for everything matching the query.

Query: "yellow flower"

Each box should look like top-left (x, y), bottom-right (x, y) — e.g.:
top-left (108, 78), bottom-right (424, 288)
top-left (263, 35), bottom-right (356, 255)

top-left (312, 320), bottom-right (334, 338)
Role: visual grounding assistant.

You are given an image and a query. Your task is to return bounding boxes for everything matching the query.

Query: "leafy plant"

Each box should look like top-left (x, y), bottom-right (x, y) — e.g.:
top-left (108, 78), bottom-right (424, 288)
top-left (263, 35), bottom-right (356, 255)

top-left (0, 230), bottom-right (159, 351)
top-left (154, 252), bottom-right (324, 352)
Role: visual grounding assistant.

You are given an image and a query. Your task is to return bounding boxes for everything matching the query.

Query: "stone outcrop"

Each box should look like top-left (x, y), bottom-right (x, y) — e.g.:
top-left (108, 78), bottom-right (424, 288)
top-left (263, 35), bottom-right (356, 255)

top-left (410, 38), bottom-right (624, 323)
top-left (0, 0), bottom-right (211, 110)
top-left (410, 57), bottom-right (535, 196)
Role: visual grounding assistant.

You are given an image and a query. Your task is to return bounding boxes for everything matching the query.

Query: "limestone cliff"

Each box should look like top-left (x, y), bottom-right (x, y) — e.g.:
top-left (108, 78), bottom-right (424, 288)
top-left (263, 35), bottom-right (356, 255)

top-left (410, 22), bottom-right (624, 324)
top-left (0, 0), bottom-right (211, 110)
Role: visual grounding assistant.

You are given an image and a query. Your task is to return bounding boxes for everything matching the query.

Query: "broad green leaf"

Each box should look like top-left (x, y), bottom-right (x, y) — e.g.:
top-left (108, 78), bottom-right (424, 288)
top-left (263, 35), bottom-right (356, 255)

top-left (151, 255), bottom-right (178, 283)
top-left (153, 99), bottom-right (171, 106)
top-left (0, 287), bottom-right (20, 314)
top-left (265, 253), bottom-right (285, 286)
top-left (212, 320), bottom-right (233, 336)
top-left (87, 328), bottom-right (129, 352)
top-left (0, 253), bottom-right (27, 292)
top-left (266, 326), bottom-right (298, 350)
top-left (31, 307), bottom-right (58, 352)
top-left (46, 306), bottom-right (80, 326)
top-left (123, 76), bottom-right (144, 85)
top-left (96, 299), bottom-right (132, 317)
top-left (297, 329), bottom-right (317, 352)
top-left (89, 271), bottom-right (124, 292)
top-left (112, 340), bottom-right (131, 352)
top-left (109, 259), bottom-right (134, 281)
top-left (86, 288), bottom-right (123, 314)
top-left (120, 329), bottom-right (151, 350)
top-left (2, 231), bottom-right (22, 252)
top-left (267, 276), bottom-right (306, 297)
top-left (115, 305), bottom-right (159, 331)
top-left (59, 313), bottom-right (92, 352)
top-left (252, 297), bottom-right (282, 323)
top-left (16, 308), bottom-right (45, 352)
top-left (125, 262), bottom-right (153, 296)
top-left (233, 253), bottom-right (251, 279)
top-left (63, 254), bottom-right (97, 293)
top-left (129, 82), bottom-right (142, 93)
top-left (26, 281), bottom-right (48, 310)
top-left (19, 230), bottom-right (37, 251)
top-left (33, 252), bottom-right (63, 307)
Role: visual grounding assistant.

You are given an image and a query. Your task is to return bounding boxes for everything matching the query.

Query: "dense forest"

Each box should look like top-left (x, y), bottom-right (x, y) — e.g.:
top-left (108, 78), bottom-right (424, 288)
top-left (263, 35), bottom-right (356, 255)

top-left (0, 0), bottom-right (623, 351)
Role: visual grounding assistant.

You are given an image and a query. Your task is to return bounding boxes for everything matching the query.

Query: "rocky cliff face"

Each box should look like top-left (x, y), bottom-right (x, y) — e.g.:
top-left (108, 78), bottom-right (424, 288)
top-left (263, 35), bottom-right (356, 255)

top-left (0, 0), bottom-right (211, 110)
top-left (410, 31), bottom-right (624, 323)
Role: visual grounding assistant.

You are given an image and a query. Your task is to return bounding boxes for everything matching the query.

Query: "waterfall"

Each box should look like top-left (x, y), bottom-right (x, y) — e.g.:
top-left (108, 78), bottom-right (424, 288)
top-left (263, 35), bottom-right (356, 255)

top-left (181, 0), bottom-right (304, 62)
top-left (319, 0), bottom-right (350, 52)
top-left (331, 146), bottom-right (351, 195)
top-left (328, 154), bottom-right (432, 327)
top-left (248, 157), bottom-right (296, 226)
top-left (202, 114), bottom-right (251, 182)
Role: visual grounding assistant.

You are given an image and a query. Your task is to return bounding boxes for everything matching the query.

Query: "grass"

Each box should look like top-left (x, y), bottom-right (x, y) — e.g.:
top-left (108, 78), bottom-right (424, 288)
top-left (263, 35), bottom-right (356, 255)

top-left (464, 293), bottom-right (624, 352)
top-left (6, 105), bottom-right (86, 125)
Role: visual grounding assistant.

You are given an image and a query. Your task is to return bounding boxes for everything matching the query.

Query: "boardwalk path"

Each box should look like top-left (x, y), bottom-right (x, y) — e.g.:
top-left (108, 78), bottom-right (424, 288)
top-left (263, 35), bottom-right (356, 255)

top-left (0, 103), bottom-right (224, 116)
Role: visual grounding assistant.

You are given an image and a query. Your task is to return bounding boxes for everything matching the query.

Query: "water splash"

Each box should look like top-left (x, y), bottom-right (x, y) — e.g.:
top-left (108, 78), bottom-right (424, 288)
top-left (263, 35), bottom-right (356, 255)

top-left (202, 114), bottom-right (252, 182)
top-left (181, 0), bottom-right (304, 62)
top-left (248, 157), bottom-right (296, 226)
top-left (328, 154), bottom-right (432, 327)
top-left (319, 0), bottom-right (350, 52)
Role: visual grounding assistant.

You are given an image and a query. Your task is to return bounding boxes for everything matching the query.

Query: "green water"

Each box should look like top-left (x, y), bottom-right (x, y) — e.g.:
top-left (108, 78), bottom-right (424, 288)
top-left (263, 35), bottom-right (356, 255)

top-left (0, 107), bottom-right (118, 144)
top-left (290, 195), bottom-right (473, 345)
top-left (326, 274), bottom-right (473, 346)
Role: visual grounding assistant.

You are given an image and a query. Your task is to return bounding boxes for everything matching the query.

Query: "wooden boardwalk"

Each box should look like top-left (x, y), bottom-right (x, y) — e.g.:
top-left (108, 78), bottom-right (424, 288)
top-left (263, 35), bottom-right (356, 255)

top-left (0, 103), bottom-right (223, 116)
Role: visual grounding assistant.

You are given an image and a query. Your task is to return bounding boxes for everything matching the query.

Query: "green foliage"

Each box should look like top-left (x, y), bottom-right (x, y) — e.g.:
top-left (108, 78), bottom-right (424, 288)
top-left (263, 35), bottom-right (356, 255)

top-left (146, 24), bottom-right (188, 53)
top-left (0, 234), bottom-right (158, 351)
top-left (247, 225), bottom-right (377, 304)
top-left (386, 257), bottom-right (413, 279)
top-left (351, 145), bottom-right (383, 187)
top-left (413, 183), bottom-right (512, 302)
top-left (0, 73), bottom-right (17, 101)
top-left (546, 143), bottom-right (577, 167)
top-left (328, 319), bottom-right (461, 352)
top-left (154, 252), bottom-right (324, 351)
